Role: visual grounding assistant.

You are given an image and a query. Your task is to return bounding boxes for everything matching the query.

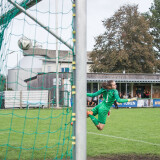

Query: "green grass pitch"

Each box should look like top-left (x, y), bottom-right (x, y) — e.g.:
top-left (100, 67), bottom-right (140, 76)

top-left (87, 108), bottom-right (160, 157)
top-left (0, 108), bottom-right (160, 159)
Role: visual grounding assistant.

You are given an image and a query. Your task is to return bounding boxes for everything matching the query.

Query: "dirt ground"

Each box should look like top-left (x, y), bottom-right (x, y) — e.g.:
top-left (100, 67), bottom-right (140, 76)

top-left (87, 154), bottom-right (160, 160)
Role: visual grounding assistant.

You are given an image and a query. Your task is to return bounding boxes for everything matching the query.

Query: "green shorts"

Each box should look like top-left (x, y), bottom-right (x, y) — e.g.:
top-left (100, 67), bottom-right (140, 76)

top-left (91, 101), bottom-right (110, 124)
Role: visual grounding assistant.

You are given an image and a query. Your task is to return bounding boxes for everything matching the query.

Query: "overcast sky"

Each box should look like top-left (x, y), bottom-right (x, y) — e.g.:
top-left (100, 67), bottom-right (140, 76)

top-left (87, 0), bottom-right (153, 51)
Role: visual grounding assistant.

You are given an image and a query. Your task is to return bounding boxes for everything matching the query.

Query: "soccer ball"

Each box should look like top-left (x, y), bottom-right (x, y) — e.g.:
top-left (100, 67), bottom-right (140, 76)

top-left (18, 37), bottom-right (32, 50)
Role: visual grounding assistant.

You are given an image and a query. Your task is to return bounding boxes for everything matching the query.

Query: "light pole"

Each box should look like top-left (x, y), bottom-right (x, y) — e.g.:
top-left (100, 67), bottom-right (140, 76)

top-left (55, 0), bottom-right (59, 108)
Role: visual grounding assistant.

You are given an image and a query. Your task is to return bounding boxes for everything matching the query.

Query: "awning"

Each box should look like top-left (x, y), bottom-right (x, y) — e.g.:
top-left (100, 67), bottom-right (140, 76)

top-left (87, 79), bottom-right (160, 83)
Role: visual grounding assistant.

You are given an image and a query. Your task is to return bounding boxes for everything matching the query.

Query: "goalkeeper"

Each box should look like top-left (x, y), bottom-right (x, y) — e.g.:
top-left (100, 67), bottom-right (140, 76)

top-left (87, 80), bottom-right (137, 130)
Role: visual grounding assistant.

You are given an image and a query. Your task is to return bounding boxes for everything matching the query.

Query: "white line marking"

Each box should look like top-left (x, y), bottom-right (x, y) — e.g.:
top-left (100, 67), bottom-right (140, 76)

top-left (87, 132), bottom-right (160, 146)
top-left (1, 131), bottom-right (160, 147)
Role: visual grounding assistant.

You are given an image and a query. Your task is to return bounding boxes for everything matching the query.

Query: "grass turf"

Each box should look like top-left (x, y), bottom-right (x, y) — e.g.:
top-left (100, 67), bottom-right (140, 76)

top-left (0, 108), bottom-right (73, 160)
top-left (87, 108), bottom-right (160, 157)
top-left (0, 108), bottom-right (160, 159)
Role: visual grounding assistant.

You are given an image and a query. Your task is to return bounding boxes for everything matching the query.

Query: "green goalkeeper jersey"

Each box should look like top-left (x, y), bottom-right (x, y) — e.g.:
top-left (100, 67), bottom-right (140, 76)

top-left (87, 88), bottom-right (128, 107)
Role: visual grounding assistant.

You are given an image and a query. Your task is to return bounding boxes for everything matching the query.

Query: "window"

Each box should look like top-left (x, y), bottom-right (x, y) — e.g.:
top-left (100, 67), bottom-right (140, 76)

top-left (87, 83), bottom-right (91, 93)
top-left (61, 68), bottom-right (64, 72)
top-left (93, 83), bottom-right (98, 92)
top-left (65, 68), bottom-right (69, 72)
top-left (61, 68), bottom-right (69, 72)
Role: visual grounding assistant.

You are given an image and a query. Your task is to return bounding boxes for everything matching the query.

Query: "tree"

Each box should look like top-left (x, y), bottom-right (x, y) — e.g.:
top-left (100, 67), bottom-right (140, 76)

top-left (90, 5), bottom-right (156, 73)
top-left (143, 0), bottom-right (160, 71)
top-left (144, 0), bottom-right (160, 56)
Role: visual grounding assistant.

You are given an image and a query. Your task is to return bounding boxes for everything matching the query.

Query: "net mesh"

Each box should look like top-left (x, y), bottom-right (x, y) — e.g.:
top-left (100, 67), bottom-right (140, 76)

top-left (0, 0), bottom-right (75, 159)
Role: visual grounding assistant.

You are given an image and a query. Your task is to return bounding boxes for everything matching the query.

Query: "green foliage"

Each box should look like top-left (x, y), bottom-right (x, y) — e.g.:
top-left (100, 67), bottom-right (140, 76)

top-left (90, 5), bottom-right (156, 73)
top-left (145, 0), bottom-right (160, 54)
top-left (143, 0), bottom-right (160, 71)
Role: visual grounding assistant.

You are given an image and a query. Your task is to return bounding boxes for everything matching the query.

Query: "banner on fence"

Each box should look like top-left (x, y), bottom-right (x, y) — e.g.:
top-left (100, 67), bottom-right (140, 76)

top-left (153, 99), bottom-right (160, 107)
top-left (137, 99), bottom-right (151, 107)
top-left (116, 101), bottom-right (137, 108)
top-left (98, 99), bottom-right (155, 108)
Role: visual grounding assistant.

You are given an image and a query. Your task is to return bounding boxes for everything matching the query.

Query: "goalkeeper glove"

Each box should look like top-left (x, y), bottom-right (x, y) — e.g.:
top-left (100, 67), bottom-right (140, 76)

top-left (128, 98), bottom-right (137, 102)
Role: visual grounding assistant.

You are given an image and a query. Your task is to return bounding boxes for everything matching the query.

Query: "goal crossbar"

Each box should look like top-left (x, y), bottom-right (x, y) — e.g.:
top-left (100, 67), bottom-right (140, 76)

top-left (0, 0), bottom-right (42, 26)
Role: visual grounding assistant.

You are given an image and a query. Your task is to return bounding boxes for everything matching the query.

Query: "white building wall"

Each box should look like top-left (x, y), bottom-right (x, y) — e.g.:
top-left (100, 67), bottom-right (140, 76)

top-left (42, 63), bottom-right (57, 72)
top-left (8, 68), bottom-right (41, 91)
top-left (42, 61), bottom-right (72, 73)
top-left (42, 61), bottom-right (91, 73)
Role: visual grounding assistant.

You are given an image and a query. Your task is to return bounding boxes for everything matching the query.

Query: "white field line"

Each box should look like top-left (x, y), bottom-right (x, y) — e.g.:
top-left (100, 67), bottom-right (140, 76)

top-left (1, 131), bottom-right (160, 147)
top-left (87, 132), bottom-right (160, 147)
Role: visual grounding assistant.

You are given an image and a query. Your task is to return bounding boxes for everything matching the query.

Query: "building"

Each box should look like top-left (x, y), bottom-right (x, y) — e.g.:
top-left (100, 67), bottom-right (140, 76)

top-left (22, 48), bottom-right (92, 73)
top-left (7, 48), bottom-right (92, 91)
top-left (87, 73), bottom-right (160, 99)
top-left (8, 48), bottom-right (160, 107)
top-left (7, 56), bottom-right (42, 90)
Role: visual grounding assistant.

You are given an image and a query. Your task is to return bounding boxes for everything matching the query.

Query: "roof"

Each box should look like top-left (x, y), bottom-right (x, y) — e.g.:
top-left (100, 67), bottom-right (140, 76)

top-left (22, 48), bottom-right (92, 62)
top-left (24, 72), bottom-right (160, 83)
top-left (87, 73), bottom-right (160, 83)
top-left (24, 75), bottom-right (37, 82)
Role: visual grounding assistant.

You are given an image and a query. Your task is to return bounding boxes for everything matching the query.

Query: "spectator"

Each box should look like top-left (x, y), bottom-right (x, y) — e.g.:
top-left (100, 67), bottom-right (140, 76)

top-left (143, 90), bottom-right (146, 98)
top-left (145, 90), bottom-right (150, 98)
top-left (91, 96), bottom-right (98, 106)
top-left (137, 93), bottom-right (141, 98)
top-left (123, 93), bottom-right (128, 99)
top-left (87, 97), bottom-right (93, 106)
top-left (128, 93), bottom-right (131, 98)
top-left (119, 92), bottom-right (123, 98)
